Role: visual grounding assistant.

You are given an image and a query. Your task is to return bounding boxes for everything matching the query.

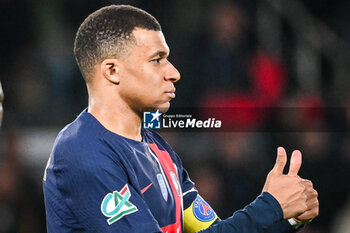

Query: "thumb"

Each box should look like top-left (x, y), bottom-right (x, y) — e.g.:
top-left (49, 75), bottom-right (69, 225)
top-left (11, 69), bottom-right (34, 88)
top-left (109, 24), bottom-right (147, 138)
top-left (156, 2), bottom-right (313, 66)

top-left (271, 147), bottom-right (287, 175)
top-left (288, 150), bottom-right (302, 175)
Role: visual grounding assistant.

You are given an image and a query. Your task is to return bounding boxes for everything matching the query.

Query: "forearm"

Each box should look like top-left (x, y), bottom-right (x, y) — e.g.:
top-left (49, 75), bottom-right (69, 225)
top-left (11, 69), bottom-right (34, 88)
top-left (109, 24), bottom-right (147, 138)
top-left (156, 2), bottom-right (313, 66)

top-left (198, 192), bottom-right (286, 233)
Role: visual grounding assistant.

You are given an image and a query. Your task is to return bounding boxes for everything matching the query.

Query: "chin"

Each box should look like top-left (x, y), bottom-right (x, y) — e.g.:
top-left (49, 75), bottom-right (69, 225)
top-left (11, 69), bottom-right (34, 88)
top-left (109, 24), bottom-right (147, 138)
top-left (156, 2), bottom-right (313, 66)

top-left (141, 102), bottom-right (170, 113)
top-left (158, 102), bottom-right (170, 113)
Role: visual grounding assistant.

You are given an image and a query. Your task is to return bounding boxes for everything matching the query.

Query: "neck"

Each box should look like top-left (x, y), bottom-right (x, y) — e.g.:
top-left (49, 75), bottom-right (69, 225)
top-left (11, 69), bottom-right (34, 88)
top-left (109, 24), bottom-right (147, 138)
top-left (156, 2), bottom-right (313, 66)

top-left (87, 91), bottom-right (143, 142)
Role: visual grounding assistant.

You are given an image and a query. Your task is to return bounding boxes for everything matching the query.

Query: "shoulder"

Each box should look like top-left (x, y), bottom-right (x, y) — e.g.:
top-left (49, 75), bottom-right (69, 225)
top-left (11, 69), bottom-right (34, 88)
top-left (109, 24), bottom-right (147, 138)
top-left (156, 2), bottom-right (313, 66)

top-left (54, 115), bottom-right (97, 155)
top-left (51, 112), bottom-right (120, 171)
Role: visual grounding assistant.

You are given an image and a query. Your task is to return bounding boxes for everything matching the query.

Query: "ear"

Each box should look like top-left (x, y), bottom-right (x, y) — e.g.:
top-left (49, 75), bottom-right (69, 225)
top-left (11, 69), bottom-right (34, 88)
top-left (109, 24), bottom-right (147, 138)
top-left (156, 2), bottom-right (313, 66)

top-left (100, 58), bottom-right (120, 84)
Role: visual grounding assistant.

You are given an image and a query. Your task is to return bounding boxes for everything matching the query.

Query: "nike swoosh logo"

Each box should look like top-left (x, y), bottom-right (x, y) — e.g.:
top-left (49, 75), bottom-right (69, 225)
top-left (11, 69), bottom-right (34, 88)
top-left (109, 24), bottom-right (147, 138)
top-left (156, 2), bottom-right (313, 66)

top-left (141, 183), bottom-right (153, 194)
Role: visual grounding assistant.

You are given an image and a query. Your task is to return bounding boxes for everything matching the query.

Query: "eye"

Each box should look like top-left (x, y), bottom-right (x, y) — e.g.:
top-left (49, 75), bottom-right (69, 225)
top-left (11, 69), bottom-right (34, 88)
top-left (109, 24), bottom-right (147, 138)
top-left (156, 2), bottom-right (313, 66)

top-left (151, 58), bottom-right (161, 64)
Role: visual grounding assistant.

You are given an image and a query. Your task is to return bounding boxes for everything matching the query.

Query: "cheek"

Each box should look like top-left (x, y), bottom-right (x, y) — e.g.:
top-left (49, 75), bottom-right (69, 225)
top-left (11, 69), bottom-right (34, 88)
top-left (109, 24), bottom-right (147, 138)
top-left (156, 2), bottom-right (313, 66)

top-left (135, 70), bottom-right (164, 95)
top-left (120, 65), bottom-right (165, 101)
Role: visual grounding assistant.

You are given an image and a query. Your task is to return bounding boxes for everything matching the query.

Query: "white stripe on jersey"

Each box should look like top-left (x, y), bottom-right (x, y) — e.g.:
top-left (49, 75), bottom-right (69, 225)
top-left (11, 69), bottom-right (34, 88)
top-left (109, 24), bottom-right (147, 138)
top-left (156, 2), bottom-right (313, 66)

top-left (182, 187), bottom-right (197, 197)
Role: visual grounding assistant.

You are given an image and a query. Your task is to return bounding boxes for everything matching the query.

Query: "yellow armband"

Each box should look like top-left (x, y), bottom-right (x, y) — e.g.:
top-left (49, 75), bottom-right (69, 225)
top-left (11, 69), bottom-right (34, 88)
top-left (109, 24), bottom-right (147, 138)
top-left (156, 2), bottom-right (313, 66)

top-left (184, 195), bottom-right (218, 233)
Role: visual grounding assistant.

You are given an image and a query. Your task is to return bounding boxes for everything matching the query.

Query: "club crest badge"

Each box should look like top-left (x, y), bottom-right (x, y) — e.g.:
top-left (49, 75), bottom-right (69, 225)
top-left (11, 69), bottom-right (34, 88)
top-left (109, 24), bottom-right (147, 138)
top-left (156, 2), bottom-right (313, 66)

top-left (193, 195), bottom-right (216, 222)
top-left (101, 184), bottom-right (138, 225)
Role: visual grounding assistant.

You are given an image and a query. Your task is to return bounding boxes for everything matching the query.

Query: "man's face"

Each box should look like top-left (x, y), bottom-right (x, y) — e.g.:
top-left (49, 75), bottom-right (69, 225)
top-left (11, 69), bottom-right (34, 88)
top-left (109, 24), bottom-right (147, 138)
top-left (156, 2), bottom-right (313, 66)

top-left (0, 82), bottom-right (3, 127)
top-left (117, 28), bottom-right (180, 113)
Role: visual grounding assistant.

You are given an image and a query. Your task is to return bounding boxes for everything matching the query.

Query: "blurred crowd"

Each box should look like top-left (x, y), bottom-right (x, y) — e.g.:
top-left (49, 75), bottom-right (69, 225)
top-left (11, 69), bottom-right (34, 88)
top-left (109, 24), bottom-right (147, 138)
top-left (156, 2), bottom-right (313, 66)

top-left (0, 0), bottom-right (349, 232)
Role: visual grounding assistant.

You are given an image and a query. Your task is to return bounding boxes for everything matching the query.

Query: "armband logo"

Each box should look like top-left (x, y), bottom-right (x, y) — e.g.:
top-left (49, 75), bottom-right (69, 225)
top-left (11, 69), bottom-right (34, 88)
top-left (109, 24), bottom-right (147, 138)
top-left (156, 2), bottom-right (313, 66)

top-left (193, 195), bottom-right (216, 222)
top-left (101, 184), bottom-right (138, 225)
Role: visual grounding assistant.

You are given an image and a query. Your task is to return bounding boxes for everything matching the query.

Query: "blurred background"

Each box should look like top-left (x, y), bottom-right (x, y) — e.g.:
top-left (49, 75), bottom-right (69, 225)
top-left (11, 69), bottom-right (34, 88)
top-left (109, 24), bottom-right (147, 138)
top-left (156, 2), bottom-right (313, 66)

top-left (0, 0), bottom-right (349, 232)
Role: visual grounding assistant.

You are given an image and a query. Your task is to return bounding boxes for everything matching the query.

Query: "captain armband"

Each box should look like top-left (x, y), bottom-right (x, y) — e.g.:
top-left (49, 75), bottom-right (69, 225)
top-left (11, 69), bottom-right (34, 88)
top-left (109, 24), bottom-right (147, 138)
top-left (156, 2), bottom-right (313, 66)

top-left (184, 195), bottom-right (218, 233)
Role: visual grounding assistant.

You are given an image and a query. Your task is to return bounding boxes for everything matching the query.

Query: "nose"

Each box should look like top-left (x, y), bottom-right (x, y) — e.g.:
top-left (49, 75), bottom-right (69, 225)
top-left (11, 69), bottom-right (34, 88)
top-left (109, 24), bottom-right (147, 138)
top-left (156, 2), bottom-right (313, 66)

top-left (164, 61), bottom-right (181, 83)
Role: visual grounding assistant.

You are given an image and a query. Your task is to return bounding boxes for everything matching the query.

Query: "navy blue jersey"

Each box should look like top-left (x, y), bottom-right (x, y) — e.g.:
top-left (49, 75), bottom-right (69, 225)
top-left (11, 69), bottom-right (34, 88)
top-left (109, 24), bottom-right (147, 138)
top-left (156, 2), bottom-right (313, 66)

top-left (43, 110), bottom-right (299, 233)
top-left (43, 110), bottom-right (198, 232)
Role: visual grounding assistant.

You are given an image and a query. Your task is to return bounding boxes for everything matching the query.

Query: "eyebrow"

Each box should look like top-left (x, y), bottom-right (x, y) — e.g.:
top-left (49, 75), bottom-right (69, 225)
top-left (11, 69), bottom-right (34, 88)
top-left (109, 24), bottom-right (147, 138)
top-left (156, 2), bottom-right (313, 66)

top-left (149, 50), bottom-right (169, 58)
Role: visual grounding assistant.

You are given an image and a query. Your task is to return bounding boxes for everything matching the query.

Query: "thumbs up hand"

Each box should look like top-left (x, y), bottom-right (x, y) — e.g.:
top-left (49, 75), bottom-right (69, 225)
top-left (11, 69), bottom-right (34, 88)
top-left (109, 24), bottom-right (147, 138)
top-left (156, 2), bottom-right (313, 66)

top-left (262, 147), bottom-right (309, 219)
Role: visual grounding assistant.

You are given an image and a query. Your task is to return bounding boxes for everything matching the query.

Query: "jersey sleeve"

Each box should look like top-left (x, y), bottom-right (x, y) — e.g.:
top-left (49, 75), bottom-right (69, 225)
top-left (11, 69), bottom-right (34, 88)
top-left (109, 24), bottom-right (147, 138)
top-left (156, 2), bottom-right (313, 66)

top-left (197, 192), bottom-right (299, 233)
top-left (179, 166), bottom-right (219, 233)
top-left (46, 139), bottom-right (162, 233)
top-left (183, 194), bottom-right (218, 233)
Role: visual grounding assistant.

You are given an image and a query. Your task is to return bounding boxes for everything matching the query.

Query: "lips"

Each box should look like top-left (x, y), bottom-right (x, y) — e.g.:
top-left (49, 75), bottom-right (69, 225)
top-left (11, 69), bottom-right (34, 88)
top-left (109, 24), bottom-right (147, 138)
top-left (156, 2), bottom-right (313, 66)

top-left (167, 92), bottom-right (176, 98)
top-left (165, 88), bottom-right (176, 98)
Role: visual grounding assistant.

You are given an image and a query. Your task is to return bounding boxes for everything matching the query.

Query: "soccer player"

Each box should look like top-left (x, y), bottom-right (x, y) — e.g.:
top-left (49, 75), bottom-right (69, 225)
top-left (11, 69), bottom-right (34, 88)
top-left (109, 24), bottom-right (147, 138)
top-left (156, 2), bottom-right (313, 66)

top-left (43, 5), bottom-right (318, 233)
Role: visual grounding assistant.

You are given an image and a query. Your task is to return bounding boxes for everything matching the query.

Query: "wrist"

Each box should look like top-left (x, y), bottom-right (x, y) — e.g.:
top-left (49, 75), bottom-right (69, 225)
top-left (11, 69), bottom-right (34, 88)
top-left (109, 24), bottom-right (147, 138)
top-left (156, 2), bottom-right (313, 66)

top-left (288, 218), bottom-right (303, 228)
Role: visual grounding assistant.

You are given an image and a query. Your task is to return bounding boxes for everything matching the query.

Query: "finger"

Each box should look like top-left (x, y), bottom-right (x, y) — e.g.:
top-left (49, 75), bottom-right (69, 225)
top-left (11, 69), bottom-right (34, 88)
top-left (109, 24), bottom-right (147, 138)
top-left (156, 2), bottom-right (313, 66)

top-left (295, 197), bottom-right (319, 223)
top-left (295, 212), bottom-right (313, 223)
top-left (301, 179), bottom-right (312, 188)
top-left (272, 147), bottom-right (287, 175)
top-left (305, 192), bottom-right (319, 207)
top-left (295, 205), bottom-right (318, 222)
top-left (288, 150), bottom-right (302, 175)
top-left (306, 188), bottom-right (318, 200)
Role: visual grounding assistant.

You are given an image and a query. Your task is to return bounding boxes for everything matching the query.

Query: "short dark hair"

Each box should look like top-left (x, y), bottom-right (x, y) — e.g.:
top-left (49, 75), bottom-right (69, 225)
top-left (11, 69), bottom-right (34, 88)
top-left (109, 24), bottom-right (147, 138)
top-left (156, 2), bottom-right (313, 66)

top-left (74, 5), bottom-right (161, 80)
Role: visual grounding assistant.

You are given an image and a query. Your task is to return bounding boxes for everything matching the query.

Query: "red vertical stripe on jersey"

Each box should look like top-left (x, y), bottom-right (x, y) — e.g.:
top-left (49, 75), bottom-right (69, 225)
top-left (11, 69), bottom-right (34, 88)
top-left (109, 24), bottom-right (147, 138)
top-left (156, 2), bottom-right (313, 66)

top-left (148, 143), bottom-right (182, 233)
